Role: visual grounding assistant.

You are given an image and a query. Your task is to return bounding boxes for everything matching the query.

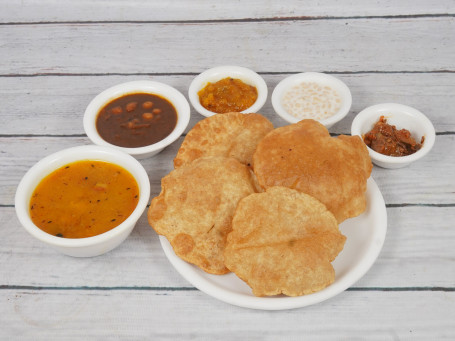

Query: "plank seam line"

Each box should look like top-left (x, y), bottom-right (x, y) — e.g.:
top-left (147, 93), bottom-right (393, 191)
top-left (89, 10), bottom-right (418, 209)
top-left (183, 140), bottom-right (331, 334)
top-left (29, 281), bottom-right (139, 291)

top-left (386, 203), bottom-right (455, 208)
top-left (0, 285), bottom-right (453, 292)
top-left (436, 131), bottom-right (455, 135)
top-left (1, 70), bottom-right (455, 78)
top-left (348, 287), bottom-right (455, 292)
top-left (0, 134), bottom-right (87, 138)
top-left (3, 201), bottom-right (455, 208)
top-left (0, 13), bottom-right (454, 25)
top-left (0, 285), bottom-right (197, 291)
top-left (1, 132), bottom-right (453, 138)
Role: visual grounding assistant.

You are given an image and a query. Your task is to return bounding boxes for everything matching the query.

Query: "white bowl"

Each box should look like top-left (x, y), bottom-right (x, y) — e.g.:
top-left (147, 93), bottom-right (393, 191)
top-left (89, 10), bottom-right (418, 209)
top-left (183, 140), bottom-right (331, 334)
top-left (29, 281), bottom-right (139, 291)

top-left (15, 145), bottom-right (151, 257)
top-left (272, 72), bottom-right (352, 128)
top-left (188, 65), bottom-right (268, 117)
top-left (84, 80), bottom-right (190, 159)
top-left (351, 103), bottom-right (435, 169)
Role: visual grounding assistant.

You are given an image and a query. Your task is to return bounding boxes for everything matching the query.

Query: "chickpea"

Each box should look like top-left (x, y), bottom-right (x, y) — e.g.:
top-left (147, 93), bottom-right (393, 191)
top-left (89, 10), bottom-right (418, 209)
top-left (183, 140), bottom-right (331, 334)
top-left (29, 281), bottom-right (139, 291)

top-left (142, 112), bottom-right (154, 120)
top-left (142, 101), bottom-right (154, 109)
top-left (111, 106), bottom-right (122, 115)
top-left (126, 102), bottom-right (138, 112)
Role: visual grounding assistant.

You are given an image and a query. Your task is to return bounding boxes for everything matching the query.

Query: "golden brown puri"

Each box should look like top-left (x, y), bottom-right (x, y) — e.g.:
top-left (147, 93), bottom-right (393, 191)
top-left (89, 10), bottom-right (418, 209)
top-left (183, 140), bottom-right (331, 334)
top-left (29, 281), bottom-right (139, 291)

top-left (253, 119), bottom-right (372, 223)
top-left (148, 156), bottom-right (257, 275)
top-left (224, 186), bottom-right (346, 297)
top-left (173, 112), bottom-right (273, 168)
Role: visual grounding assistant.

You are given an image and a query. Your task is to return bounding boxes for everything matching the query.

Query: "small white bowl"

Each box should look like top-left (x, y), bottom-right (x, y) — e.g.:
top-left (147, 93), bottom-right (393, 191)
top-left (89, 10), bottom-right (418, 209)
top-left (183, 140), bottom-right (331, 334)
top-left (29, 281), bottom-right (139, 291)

top-left (188, 65), bottom-right (268, 117)
top-left (351, 103), bottom-right (435, 169)
top-left (84, 80), bottom-right (190, 159)
top-left (15, 145), bottom-right (151, 257)
top-left (272, 72), bottom-right (352, 128)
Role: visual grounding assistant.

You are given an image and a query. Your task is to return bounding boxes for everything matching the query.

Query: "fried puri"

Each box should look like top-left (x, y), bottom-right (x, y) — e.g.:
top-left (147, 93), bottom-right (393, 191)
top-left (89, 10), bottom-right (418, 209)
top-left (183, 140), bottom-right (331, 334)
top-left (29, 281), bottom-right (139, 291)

top-left (148, 157), bottom-right (257, 274)
top-left (253, 119), bottom-right (372, 223)
top-left (174, 112), bottom-right (273, 168)
top-left (224, 186), bottom-right (346, 297)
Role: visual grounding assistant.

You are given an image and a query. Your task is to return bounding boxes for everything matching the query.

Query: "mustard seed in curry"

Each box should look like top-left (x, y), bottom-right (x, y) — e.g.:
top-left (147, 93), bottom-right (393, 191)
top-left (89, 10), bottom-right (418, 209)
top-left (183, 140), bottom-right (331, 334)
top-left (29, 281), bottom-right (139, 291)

top-left (198, 77), bottom-right (258, 113)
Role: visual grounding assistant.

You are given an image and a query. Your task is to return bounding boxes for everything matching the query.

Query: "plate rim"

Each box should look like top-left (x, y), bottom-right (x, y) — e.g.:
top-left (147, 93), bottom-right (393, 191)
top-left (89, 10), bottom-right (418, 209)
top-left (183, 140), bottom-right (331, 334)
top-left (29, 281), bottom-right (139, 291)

top-left (159, 177), bottom-right (387, 310)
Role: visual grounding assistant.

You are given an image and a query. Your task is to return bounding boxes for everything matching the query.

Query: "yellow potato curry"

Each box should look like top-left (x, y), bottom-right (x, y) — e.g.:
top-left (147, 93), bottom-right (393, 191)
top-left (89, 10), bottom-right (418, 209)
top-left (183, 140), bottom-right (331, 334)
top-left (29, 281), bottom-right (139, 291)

top-left (198, 77), bottom-right (258, 113)
top-left (30, 160), bottom-right (139, 238)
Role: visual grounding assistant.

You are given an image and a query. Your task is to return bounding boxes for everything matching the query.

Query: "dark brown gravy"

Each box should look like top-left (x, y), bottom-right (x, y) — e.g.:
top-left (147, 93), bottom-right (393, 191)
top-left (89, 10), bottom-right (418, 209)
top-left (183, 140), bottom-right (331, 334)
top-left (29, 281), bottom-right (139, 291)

top-left (96, 93), bottom-right (177, 148)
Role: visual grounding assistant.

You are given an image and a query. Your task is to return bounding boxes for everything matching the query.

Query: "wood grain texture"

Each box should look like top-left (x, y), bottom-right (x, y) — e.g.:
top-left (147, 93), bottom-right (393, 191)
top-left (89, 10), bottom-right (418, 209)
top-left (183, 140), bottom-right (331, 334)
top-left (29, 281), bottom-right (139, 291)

top-left (1, 18), bottom-right (454, 75)
top-left (2, 205), bottom-right (454, 288)
top-left (1, 0), bottom-right (454, 22)
top-left (1, 2), bottom-right (454, 339)
top-left (1, 73), bottom-right (454, 136)
top-left (2, 135), bottom-right (454, 206)
top-left (1, 289), bottom-right (454, 339)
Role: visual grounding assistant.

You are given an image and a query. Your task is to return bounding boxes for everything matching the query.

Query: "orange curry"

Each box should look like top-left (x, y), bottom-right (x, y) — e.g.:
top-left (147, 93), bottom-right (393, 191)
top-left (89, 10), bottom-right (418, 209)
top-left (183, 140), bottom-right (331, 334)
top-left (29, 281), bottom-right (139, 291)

top-left (30, 160), bottom-right (139, 238)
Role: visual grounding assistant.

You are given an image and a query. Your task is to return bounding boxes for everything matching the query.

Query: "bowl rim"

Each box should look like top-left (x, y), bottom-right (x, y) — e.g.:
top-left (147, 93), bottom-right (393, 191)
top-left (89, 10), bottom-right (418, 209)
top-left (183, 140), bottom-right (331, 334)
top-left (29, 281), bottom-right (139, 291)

top-left (271, 72), bottom-right (352, 127)
top-left (188, 65), bottom-right (268, 117)
top-left (351, 103), bottom-right (436, 165)
top-left (83, 80), bottom-right (190, 156)
top-left (15, 145), bottom-right (151, 248)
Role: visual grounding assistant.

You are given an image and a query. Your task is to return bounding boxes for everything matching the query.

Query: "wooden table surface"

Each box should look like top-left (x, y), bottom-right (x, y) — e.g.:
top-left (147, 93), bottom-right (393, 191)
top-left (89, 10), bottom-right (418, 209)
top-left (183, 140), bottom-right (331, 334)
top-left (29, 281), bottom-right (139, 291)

top-left (1, 1), bottom-right (454, 339)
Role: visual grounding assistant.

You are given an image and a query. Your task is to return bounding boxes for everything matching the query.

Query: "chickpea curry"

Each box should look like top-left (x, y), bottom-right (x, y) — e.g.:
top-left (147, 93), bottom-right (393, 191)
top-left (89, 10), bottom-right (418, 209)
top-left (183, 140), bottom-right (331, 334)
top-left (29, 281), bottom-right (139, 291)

top-left (198, 77), bottom-right (258, 113)
top-left (363, 116), bottom-right (424, 157)
top-left (96, 93), bottom-right (177, 148)
top-left (30, 160), bottom-right (139, 238)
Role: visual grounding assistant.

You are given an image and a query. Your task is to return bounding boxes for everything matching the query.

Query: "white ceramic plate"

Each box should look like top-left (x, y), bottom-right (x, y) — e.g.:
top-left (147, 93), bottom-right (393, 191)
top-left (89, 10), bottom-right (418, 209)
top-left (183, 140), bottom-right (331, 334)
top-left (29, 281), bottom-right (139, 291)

top-left (159, 177), bottom-right (387, 310)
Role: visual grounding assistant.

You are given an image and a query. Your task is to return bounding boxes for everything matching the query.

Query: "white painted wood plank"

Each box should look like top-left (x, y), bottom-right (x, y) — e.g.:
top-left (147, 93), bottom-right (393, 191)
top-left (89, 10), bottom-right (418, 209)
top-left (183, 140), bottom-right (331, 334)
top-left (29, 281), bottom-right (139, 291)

top-left (1, 0), bottom-right (454, 22)
top-left (0, 136), bottom-right (180, 205)
top-left (1, 73), bottom-right (454, 135)
top-left (1, 2), bottom-right (453, 338)
top-left (2, 205), bottom-right (454, 288)
top-left (370, 134), bottom-right (455, 205)
top-left (1, 289), bottom-right (454, 339)
top-left (0, 206), bottom-right (189, 288)
top-left (2, 135), bottom-right (454, 206)
top-left (1, 18), bottom-right (454, 74)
